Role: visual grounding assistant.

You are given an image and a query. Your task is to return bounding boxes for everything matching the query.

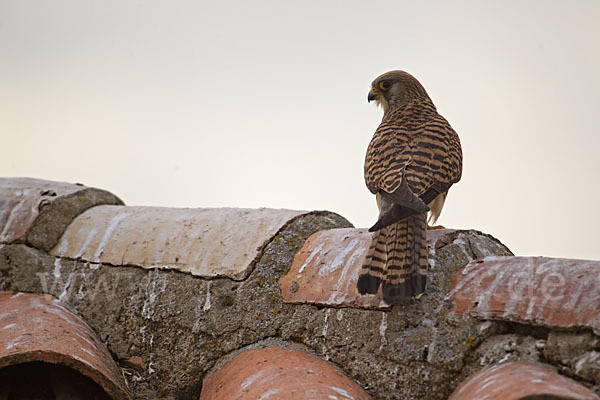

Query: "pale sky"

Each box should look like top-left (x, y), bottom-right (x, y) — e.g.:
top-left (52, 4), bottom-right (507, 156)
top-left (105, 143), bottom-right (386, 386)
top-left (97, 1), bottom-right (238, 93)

top-left (1, 1), bottom-right (599, 260)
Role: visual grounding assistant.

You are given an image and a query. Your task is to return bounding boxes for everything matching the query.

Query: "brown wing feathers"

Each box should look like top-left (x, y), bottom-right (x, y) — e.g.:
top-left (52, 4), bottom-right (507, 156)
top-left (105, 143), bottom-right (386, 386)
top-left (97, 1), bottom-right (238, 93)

top-left (369, 179), bottom-right (430, 232)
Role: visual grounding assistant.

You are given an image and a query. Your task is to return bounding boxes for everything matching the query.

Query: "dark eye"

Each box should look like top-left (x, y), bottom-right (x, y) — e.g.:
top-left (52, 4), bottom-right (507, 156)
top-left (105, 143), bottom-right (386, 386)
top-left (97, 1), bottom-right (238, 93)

top-left (379, 80), bottom-right (391, 91)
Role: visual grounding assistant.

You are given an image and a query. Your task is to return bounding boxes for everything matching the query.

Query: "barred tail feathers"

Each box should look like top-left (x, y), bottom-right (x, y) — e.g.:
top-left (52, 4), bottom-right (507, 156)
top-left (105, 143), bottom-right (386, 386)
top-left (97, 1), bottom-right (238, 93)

top-left (357, 227), bottom-right (387, 294)
top-left (381, 213), bottom-right (428, 303)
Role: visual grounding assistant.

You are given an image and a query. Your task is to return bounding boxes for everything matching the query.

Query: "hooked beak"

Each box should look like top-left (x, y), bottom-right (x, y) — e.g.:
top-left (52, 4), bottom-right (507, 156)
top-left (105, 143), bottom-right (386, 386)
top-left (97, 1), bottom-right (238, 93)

top-left (367, 88), bottom-right (379, 103)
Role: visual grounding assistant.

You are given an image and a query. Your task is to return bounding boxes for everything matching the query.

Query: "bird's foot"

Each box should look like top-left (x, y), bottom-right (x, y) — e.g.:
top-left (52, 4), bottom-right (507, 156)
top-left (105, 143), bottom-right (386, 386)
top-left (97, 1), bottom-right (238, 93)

top-left (427, 225), bottom-right (445, 230)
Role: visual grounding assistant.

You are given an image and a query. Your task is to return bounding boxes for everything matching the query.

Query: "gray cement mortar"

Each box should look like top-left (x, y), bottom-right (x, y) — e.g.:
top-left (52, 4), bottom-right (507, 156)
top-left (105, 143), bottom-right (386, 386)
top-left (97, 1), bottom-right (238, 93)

top-left (2, 215), bottom-right (599, 399)
top-left (26, 187), bottom-right (124, 252)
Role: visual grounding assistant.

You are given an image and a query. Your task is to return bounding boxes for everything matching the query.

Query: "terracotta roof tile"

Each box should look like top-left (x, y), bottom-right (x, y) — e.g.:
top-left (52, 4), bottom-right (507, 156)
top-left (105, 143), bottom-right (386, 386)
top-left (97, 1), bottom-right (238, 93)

top-left (199, 342), bottom-right (371, 400)
top-left (0, 291), bottom-right (130, 399)
top-left (448, 256), bottom-right (600, 334)
top-left (51, 205), bottom-right (308, 279)
top-left (279, 228), bottom-right (388, 309)
top-left (0, 178), bottom-right (122, 251)
top-left (279, 228), bottom-right (485, 309)
top-left (449, 361), bottom-right (599, 399)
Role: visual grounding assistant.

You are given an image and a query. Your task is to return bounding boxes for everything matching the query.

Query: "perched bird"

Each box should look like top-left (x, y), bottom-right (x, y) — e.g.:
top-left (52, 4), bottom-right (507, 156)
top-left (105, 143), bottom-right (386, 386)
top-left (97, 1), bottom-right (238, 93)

top-left (357, 70), bottom-right (462, 303)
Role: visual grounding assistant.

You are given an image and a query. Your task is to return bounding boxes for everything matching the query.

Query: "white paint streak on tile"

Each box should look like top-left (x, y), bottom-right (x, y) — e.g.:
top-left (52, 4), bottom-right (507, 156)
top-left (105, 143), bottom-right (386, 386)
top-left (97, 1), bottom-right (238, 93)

top-left (329, 386), bottom-right (354, 399)
top-left (44, 302), bottom-right (82, 328)
top-left (71, 354), bottom-right (94, 369)
top-left (319, 238), bottom-right (360, 277)
top-left (72, 331), bottom-right (99, 351)
top-left (6, 340), bottom-right (23, 350)
top-left (257, 389), bottom-right (281, 399)
top-left (299, 242), bottom-right (324, 275)
top-left (322, 237), bottom-right (364, 304)
top-left (80, 346), bottom-right (97, 358)
top-left (340, 238), bottom-right (368, 289)
top-left (326, 240), bottom-right (362, 304)
top-left (75, 227), bottom-right (99, 258)
top-left (241, 369), bottom-right (267, 390)
top-left (53, 235), bottom-right (71, 258)
top-left (93, 212), bottom-right (130, 262)
top-left (0, 198), bottom-right (27, 240)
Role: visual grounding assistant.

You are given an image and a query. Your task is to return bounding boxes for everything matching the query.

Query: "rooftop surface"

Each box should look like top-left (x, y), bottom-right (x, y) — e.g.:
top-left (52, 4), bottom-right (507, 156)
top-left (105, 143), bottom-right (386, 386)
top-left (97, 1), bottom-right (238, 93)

top-left (0, 177), bottom-right (598, 399)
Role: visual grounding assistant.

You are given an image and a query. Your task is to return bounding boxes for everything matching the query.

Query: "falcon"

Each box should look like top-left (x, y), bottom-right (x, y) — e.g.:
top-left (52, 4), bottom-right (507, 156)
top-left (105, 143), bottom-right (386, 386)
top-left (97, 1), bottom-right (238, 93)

top-left (357, 70), bottom-right (462, 303)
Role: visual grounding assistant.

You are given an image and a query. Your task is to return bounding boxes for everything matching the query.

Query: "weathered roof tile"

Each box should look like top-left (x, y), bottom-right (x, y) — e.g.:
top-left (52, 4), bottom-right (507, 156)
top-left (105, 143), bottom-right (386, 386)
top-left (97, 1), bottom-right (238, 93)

top-left (279, 228), bottom-right (388, 309)
top-left (0, 178), bottom-right (123, 251)
top-left (199, 342), bottom-right (371, 400)
top-left (449, 361), bottom-right (599, 399)
top-left (0, 291), bottom-right (130, 399)
top-left (280, 228), bottom-right (497, 309)
top-left (448, 256), bottom-right (600, 334)
top-left (51, 205), bottom-right (309, 279)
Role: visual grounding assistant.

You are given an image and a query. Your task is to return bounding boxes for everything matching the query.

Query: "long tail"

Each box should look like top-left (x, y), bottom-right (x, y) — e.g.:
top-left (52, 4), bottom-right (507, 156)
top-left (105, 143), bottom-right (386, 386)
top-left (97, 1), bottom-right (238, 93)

top-left (357, 227), bottom-right (387, 294)
top-left (357, 214), bottom-right (428, 303)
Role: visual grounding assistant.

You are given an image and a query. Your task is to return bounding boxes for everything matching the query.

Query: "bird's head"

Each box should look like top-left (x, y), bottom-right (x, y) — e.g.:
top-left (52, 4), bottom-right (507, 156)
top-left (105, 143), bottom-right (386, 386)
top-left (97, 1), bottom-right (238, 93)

top-left (368, 70), bottom-right (430, 112)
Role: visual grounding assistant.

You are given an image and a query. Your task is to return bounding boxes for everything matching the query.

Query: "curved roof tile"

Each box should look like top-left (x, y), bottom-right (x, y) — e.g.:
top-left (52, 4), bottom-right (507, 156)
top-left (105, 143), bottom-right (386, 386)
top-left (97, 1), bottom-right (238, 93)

top-left (51, 205), bottom-right (311, 279)
top-left (448, 256), bottom-right (600, 334)
top-left (449, 361), bottom-right (599, 399)
top-left (279, 228), bottom-right (387, 309)
top-left (200, 342), bottom-right (371, 400)
top-left (0, 178), bottom-right (123, 251)
top-left (0, 291), bottom-right (130, 399)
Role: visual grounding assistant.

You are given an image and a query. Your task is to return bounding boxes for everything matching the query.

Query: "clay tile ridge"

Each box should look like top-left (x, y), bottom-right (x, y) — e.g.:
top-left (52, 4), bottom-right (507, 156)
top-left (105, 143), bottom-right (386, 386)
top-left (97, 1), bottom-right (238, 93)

top-left (199, 341), bottom-right (371, 400)
top-left (447, 256), bottom-right (600, 334)
top-left (449, 361), bottom-right (599, 400)
top-left (0, 291), bottom-right (130, 400)
top-left (50, 205), bottom-right (315, 280)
